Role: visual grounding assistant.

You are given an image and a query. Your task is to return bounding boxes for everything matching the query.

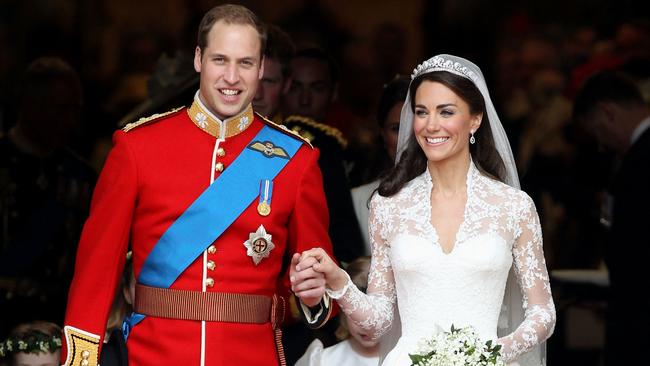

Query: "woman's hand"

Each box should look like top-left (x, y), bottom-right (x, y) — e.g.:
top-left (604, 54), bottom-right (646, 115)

top-left (293, 247), bottom-right (348, 292)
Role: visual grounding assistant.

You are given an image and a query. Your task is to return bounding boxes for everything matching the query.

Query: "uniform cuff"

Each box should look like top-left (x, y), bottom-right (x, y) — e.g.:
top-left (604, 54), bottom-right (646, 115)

top-left (298, 294), bottom-right (332, 329)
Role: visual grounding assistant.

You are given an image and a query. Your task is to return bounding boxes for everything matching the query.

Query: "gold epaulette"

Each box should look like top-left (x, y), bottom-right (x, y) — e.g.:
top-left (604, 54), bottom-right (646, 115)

top-left (62, 326), bottom-right (100, 366)
top-left (283, 115), bottom-right (348, 149)
top-left (255, 112), bottom-right (313, 148)
top-left (122, 107), bottom-right (184, 132)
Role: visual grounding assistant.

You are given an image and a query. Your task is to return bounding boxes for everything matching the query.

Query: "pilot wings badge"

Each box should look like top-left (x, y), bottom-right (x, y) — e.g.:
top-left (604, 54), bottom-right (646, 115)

top-left (244, 225), bottom-right (275, 265)
top-left (247, 140), bottom-right (290, 159)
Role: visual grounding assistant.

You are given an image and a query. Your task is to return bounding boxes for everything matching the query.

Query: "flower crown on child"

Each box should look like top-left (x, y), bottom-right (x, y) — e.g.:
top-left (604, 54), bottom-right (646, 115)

top-left (0, 327), bottom-right (62, 358)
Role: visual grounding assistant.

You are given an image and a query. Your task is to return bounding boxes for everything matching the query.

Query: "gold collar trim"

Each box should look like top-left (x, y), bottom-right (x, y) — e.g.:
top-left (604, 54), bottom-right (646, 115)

top-left (187, 93), bottom-right (254, 139)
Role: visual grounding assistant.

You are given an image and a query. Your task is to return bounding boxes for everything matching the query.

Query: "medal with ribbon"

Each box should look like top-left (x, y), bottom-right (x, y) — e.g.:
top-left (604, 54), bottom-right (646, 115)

top-left (257, 179), bottom-right (273, 216)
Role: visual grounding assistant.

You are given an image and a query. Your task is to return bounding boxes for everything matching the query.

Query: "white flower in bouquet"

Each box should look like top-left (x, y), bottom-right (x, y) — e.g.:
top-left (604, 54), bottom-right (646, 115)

top-left (409, 325), bottom-right (506, 366)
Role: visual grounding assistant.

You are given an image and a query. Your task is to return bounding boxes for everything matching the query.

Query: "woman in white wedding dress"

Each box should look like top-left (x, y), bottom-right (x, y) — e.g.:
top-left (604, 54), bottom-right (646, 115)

top-left (291, 54), bottom-right (556, 365)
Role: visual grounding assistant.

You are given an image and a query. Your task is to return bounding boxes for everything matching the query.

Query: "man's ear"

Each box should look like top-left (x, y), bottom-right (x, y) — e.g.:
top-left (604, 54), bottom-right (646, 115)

top-left (258, 56), bottom-right (265, 80)
top-left (331, 82), bottom-right (339, 103)
top-left (282, 76), bottom-right (293, 94)
top-left (194, 46), bottom-right (202, 73)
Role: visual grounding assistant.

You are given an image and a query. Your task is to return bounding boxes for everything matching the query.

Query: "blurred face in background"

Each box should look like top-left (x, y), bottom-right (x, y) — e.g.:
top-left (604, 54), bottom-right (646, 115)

top-left (344, 314), bottom-right (379, 349)
top-left (13, 350), bottom-right (60, 366)
top-left (19, 77), bottom-right (82, 153)
top-left (283, 57), bottom-right (336, 121)
top-left (253, 57), bottom-right (288, 118)
top-left (587, 104), bottom-right (630, 155)
top-left (381, 101), bottom-right (403, 162)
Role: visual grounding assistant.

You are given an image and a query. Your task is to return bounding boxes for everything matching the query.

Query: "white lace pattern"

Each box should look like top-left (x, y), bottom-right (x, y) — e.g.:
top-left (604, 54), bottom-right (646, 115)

top-left (334, 163), bottom-right (555, 364)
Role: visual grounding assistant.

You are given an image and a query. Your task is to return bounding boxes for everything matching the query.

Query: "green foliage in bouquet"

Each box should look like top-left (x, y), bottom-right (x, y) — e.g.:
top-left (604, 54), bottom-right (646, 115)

top-left (409, 325), bottom-right (505, 366)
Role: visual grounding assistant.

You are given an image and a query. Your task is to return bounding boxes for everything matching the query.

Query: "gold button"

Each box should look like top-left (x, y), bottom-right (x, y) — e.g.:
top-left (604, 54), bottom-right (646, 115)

top-left (81, 351), bottom-right (90, 359)
top-left (217, 147), bottom-right (225, 157)
top-left (215, 162), bottom-right (224, 172)
top-left (207, 245), bottom-right (216, 254)
top-left (206, 277), bottom-right (215, 287)
top-left (207, 260), bottom-right (216, 271)
top-left (81, 360), bottom-right (89, 366)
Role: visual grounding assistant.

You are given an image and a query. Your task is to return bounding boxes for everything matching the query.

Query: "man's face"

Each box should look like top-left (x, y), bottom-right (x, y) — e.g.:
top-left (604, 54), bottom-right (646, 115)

top-left (283, 57), bottom-right (336, 121)
top-left (22, 79), bottom-right (82, 150)
top-left (381, 101), bottom-right (403, 162)
top-left (252, 58), bottom-right (287, 118)
top-left (194, 20), bottom-right (263, 120)
top-left (589, 105), bottom-right (628, 155)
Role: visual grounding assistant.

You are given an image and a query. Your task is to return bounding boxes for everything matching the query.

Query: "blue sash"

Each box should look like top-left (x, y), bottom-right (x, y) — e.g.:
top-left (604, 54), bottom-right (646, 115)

top-left (123, 125), bottom-right (302, 337)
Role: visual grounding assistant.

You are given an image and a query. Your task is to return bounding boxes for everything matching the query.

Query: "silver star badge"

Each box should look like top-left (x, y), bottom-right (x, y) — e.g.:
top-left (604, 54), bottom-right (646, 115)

top-left (243, 225), bottom-right (275, 265)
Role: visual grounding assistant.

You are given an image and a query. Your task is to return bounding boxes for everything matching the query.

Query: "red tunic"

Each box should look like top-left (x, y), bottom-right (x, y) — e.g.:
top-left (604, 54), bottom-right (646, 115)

top-left (62, 103), bottom-right (333, 366)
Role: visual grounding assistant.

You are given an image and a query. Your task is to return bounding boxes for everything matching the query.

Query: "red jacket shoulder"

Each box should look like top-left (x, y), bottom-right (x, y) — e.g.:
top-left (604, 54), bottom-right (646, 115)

top-left (122, 107), bottom-right (186, 133)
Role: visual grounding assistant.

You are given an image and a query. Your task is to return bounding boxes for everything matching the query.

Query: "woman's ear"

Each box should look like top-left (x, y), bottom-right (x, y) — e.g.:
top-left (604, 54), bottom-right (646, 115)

top-left (471, 112), bottom-right (483, 131)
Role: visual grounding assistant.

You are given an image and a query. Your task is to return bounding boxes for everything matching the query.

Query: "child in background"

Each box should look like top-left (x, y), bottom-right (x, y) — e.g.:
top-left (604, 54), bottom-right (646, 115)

top-left (0, 321), bottom-right (61, 366)
top-left (100, 251), bottom-right (134, 366)
top-left (295, 256), bottom-right (379, 366)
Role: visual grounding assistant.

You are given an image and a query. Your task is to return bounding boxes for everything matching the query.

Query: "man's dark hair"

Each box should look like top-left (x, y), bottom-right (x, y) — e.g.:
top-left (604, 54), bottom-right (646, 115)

top-left (264, 24), bottom-right (295, 78)
top-left (196, 4), bottom-right (267, 57)
top-left (573, 70), bottom-right (645, 124)
top-left (293, 45), bottom-right (339, 84)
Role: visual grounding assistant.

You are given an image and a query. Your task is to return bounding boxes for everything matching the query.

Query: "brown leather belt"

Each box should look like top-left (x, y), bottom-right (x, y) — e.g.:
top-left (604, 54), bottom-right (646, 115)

top-left (135, 284), bottom-right (275, 324)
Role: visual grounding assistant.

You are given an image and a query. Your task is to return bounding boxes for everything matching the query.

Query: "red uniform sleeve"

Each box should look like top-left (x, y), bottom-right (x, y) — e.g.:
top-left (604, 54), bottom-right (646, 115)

top-left (284, 146), bottom-right (337, 328)
top-left (61, 131), bottom-right (136, 366)
top-left (287, 147), bottom-right (333, 256)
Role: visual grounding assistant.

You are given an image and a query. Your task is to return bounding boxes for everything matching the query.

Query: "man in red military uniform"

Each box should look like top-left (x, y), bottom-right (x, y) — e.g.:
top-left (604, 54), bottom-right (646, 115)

top-left (61, 4), bottom-right (333, 366)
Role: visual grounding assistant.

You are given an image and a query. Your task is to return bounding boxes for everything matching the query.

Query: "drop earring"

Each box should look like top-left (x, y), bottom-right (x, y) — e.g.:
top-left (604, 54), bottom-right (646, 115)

top-left (470, 131), bottom-right (476, 144)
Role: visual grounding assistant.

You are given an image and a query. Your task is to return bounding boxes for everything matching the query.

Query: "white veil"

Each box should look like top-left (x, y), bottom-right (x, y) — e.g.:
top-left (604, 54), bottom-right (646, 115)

top-left (381, 54), bottom-right (545, 365)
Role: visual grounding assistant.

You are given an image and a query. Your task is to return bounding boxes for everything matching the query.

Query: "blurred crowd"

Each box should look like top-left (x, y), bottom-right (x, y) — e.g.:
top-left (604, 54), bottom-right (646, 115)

top-left (1, 1), bottom-right (649, 365)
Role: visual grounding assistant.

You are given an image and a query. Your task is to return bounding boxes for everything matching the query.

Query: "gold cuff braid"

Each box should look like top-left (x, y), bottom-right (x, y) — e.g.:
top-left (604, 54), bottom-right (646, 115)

top-left (62, 326), bottom-right (100, 366)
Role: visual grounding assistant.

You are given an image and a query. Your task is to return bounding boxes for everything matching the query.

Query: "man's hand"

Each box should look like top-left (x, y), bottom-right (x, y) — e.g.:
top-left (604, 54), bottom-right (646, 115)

top-left (289, 252), bottom-right (325, 307)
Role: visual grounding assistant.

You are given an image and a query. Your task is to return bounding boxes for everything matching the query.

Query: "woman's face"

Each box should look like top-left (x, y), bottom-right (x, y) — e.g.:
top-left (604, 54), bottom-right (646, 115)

top-left (412, 81), bottom-right (481, 164)
top-left (381, 102), bottom-right (404, 162)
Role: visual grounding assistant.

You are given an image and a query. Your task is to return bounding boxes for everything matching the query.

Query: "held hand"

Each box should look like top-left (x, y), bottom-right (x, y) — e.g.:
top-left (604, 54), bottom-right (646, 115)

top-left (289, 253), bottom-right (325, 307)
top-left (296, 247), bottom-right (348, 292)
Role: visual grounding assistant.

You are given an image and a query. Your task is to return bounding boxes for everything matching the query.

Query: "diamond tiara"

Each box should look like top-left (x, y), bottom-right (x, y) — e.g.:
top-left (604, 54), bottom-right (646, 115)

top-left (411, 55), bottom-right (479, 82)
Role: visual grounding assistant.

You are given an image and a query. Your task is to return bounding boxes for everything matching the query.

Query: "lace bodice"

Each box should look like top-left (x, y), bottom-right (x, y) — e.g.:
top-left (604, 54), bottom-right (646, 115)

top-left (332, 163), bottom-right (555, 364)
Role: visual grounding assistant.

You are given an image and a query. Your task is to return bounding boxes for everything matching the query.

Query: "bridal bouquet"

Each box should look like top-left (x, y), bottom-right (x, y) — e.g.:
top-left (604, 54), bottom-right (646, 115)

top-left (409, 325), bottom-right (505, 366)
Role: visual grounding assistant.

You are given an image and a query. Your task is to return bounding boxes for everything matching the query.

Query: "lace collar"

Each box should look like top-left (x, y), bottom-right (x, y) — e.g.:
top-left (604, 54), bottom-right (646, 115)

top-left (419, 159), bottom-right (479, 194)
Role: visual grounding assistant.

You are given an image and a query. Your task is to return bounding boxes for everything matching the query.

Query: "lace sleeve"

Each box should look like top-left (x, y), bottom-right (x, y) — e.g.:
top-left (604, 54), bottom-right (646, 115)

top-left (330, 196), bottom-right (397, 340)
top-left (498, 193), bottom-right (556, 362)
